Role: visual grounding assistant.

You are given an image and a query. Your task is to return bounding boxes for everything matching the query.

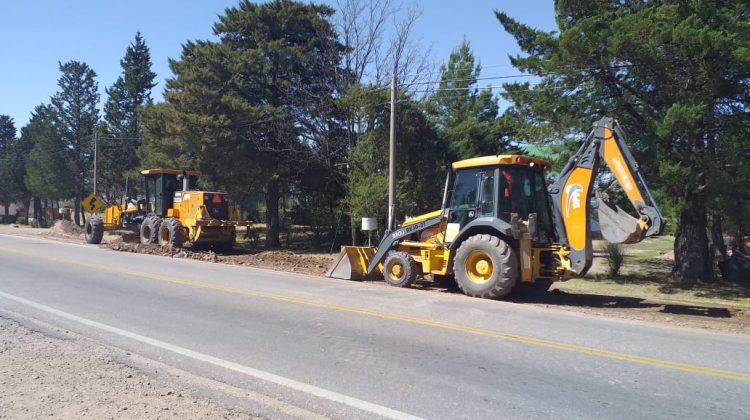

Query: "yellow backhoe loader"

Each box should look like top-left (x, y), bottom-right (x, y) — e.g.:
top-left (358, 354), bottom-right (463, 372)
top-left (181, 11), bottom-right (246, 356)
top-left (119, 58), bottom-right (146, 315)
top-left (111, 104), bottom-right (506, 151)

top-left (83, 169), bottom-right (250, 249)
top-left (327, 117), bottom-right (664, 299)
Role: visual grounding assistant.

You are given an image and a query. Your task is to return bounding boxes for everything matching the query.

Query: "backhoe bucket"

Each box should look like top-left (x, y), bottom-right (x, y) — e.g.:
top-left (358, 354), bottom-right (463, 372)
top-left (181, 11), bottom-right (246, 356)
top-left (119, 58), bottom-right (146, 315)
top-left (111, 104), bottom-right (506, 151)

top-left (326, 246), bottom-right (379, 280)
top-left (597, 198), bottom-right (646, 245)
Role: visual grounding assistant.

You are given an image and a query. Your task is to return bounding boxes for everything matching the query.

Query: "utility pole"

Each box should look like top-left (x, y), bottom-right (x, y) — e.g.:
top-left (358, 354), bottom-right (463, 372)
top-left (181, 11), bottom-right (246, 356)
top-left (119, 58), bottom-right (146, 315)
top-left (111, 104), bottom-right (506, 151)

top-left (388, 73), bottom-right (397, 232)
top-left (93, 130), bottom-right (97, 196)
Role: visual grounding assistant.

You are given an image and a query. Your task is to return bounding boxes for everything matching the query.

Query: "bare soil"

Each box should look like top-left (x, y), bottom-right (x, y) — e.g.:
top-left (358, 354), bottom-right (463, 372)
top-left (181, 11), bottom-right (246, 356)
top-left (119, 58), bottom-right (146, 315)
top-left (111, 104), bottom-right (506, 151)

top-left (0, 314), bottom-right (259, 419)
top-left (104, 234), bottom-right (333, 275)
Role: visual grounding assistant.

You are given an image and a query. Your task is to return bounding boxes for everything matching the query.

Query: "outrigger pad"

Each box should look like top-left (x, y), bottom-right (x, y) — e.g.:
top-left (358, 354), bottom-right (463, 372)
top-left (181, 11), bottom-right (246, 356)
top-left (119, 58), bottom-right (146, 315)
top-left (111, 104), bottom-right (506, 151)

top-left (326, 246), bottom-right (379, 280)
top-left (597, 199), bottom-right (644, 245)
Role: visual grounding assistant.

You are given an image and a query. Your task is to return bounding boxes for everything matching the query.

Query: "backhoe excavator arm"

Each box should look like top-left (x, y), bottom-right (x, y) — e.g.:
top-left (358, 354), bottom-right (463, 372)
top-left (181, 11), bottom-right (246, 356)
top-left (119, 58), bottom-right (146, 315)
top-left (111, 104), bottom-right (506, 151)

top-left (549, 117), bottom-right (664, 276)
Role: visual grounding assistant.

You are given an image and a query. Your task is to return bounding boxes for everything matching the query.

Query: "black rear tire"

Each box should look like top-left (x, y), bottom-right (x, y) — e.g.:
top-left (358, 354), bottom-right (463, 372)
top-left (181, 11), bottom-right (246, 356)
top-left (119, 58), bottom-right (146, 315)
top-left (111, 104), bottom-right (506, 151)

top-left (84, 216), bottom-right (104, 244)
top-left (140, 216), bottom-right (161, 244)
top-left (158, 218), bottom-right (186, 248)
top-left (454, 234), bottom-right (519, 299)
top-left (383, 251), bottom-right (418, 287)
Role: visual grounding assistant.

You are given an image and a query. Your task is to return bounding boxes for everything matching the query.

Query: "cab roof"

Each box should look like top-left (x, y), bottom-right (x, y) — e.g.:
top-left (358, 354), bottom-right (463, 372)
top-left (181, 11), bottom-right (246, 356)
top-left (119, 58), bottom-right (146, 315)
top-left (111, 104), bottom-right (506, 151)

top-left (451, 155), bottom-right (552, 171)
top-left (140, 169), bottom-right (202, 177)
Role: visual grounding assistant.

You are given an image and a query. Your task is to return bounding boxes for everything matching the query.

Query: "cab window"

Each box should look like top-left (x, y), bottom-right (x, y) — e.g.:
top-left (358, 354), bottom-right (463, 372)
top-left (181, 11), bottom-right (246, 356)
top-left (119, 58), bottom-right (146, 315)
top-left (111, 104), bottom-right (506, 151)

top-left (448, 168), bottom-right (480, 226)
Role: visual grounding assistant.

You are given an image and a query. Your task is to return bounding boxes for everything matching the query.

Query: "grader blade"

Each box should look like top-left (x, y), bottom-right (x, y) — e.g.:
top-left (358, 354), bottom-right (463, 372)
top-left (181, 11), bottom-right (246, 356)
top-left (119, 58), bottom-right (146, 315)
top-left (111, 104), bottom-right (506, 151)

top-left (597, 198), bottom-right (646, 245)
top-left (326, 246), bottom-right (379, 280)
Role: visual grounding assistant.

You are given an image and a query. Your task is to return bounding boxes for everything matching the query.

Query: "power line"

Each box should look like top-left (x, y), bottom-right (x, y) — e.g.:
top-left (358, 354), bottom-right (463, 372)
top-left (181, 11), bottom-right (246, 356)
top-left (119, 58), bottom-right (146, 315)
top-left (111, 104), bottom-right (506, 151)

top-left (400, 73), bottom-right (537, 87)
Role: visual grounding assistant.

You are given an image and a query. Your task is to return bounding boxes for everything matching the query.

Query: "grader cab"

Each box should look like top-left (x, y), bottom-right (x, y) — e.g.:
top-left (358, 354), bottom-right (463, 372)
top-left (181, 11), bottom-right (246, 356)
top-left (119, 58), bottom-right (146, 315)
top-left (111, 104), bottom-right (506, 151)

top-left (84, 169), bottom-right (250, 249)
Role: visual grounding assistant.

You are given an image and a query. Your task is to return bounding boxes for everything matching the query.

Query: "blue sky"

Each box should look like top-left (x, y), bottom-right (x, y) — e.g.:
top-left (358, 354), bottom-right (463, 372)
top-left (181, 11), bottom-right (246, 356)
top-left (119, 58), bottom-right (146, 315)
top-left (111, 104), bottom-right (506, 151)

top-left (0, 1), bottom-right (556, 130)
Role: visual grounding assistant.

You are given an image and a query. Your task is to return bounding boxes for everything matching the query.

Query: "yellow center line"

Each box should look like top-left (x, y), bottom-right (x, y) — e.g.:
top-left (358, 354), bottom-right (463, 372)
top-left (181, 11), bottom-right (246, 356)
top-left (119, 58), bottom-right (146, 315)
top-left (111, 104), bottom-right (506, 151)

top-left (2, 244), bottom-right (749, 383)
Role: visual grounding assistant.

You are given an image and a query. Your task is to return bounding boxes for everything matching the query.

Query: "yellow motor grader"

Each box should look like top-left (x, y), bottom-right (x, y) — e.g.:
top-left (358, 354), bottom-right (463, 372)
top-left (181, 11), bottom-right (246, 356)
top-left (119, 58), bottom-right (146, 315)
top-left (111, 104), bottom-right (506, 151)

top-left (327, 117), bottom-right (664, 299)
top-left (84, 169), bottom-right (250, 249)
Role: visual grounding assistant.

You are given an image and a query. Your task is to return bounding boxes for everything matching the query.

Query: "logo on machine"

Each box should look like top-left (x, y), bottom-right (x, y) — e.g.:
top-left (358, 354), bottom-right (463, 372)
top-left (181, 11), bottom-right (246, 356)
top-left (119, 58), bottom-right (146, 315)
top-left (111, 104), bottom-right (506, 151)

top-left (393, 221), bottom-right (425, 239)
top-left (565, 184), bottom-right (583, 217)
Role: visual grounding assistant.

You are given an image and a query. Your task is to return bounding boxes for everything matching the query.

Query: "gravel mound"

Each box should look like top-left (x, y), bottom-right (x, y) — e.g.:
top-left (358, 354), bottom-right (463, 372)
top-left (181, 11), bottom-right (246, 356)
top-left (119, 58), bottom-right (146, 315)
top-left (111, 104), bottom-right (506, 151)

top-left (49, 220), bottom-right (84, 237)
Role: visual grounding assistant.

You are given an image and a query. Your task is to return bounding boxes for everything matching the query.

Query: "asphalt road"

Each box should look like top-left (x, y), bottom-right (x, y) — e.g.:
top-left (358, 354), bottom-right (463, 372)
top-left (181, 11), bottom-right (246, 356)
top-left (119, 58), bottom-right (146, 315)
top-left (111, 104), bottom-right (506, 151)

top-left (0, 233), bottom-right (749, 419)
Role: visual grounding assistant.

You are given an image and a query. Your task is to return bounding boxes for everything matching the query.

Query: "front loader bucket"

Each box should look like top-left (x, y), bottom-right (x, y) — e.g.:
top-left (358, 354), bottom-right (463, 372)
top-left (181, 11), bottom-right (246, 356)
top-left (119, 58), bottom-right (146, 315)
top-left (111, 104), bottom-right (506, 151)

top-left (597, 199), bottom-right (647, 245)
top-left (326, 246), bottom-right (379, 280)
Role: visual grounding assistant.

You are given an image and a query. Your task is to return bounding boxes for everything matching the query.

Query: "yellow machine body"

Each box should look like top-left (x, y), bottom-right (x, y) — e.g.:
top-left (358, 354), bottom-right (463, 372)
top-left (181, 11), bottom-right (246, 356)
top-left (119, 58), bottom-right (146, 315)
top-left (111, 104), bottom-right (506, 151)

top-left (93, 169), bottom-right (250, 247)
top-left (327, 119), bottom-right (664, 300)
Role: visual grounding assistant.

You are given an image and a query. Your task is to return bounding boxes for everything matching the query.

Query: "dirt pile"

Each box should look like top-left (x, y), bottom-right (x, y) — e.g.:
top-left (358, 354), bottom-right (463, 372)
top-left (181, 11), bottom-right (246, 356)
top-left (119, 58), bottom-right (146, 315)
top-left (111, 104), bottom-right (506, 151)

top-left (221, 250), bottom-right (334, 275)
top-left (104, 240), bottom-right (334, 275)
top-left (48, 220), bottom-right (83, 238)
top-left (107, 240), bottom-right (220, 262)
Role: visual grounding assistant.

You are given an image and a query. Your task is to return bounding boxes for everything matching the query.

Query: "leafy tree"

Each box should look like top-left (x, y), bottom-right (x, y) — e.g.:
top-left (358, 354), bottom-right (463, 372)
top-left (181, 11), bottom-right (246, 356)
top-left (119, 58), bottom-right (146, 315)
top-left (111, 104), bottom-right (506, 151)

top-left (102, 32), bottom-right (157, 197)
top-left (347, 87), bottom-right (449, 234)
top-left (141, 0), bottom-right (345, 248)
top-left (429, 40), bottom-right (504, 160)
top-left (496, 1), bottom-right (750, 287)
top-left (51, 61), bottom-right (100, 225)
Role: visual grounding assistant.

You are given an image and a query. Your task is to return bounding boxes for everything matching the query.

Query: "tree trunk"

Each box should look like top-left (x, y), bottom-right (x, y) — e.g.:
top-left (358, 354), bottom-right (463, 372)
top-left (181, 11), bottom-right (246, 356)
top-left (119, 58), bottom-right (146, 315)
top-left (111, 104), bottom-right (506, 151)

top-left (674, 187), bottom-right (711, 288)
top-left (74, 195), bottom-right (82, 226)
top-left (33, 197), bottom-right (43, 228)
top-left (711, 214), bottom-right (727, 260)
top-left (23, 197), bottom-right (31, 224)
top-left (264, 179), bottom-right (281, 248)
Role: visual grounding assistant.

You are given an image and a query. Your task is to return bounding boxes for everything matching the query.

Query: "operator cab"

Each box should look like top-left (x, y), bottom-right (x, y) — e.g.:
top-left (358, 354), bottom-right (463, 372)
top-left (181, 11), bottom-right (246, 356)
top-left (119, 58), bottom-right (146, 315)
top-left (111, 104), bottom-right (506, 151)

top-left (444, 155), bottom-right (556, 244)
top-left (140, 169), bottom-right (200, 216)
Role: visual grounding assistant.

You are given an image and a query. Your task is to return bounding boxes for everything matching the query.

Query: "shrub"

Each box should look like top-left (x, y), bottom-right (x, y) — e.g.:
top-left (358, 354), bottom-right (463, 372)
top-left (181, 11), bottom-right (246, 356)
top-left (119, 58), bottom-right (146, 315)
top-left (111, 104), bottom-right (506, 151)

top-left (606, 242), bottom-right (626, 277)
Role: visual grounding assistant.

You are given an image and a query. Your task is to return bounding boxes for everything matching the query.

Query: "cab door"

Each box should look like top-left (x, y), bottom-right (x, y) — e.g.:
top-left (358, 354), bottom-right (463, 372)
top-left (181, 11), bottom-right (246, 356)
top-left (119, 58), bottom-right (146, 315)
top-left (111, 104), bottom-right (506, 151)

top-left (448, 167), bottom-right (496, 228)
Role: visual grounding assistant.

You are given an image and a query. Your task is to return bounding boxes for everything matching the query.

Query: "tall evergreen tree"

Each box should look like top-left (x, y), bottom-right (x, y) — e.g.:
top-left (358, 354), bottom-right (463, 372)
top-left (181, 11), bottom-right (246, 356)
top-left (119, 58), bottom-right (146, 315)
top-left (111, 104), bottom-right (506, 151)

top-left (24, 105), bottom-right (75, 206)
top-left (0, 115), bottom-right (18, 219)
top-left (103, 32), bottom-right (157, 196)
top-left (429, 40), bottom-right (504, 159)
top-left (496, 0), bottom-right (750, 287)
top-left (141, 0), bottom-right (345, 248)
top-left (51, 61), bottom-right (100, 225)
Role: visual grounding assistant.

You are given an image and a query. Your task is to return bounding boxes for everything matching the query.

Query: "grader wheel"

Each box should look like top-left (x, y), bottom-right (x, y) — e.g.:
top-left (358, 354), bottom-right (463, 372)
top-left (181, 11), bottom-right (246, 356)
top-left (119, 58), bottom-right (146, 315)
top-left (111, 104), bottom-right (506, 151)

top-left (84, 216), bottom-right (104, 244)
top-left (454, 234), bottom-right (519, 299)
top-left (140, 216), bottom-right (161, 244)
top-left (158, 218), bottom-right (186, 248)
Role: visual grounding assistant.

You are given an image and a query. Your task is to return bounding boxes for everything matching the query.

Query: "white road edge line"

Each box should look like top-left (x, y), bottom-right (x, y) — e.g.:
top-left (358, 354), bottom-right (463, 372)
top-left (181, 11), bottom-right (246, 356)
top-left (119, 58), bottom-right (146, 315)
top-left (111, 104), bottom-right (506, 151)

top-left (0, 290), bottom-right (422, 420)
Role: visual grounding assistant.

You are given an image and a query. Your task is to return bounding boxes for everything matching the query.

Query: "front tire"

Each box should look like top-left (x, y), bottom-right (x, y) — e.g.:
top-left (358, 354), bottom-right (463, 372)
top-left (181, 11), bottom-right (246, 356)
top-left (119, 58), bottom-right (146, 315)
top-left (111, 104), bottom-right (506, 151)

top-left (140, 216), bottom-right (161, 244)
top-left (158, 218), bottom-right (186, 248)
top-left (454, 234), bottom-right (519, 299)
top-left (84, 216), bottom-right (104, 244)
top-left (383, 251), bottom-right (418, 288)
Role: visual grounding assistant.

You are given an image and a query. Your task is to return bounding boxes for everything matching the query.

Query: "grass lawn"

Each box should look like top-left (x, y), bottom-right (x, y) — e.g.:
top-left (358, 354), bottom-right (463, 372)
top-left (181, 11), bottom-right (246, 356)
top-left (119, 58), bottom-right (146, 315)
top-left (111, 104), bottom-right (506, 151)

top-left (554, 235), bottom-right (750, 309)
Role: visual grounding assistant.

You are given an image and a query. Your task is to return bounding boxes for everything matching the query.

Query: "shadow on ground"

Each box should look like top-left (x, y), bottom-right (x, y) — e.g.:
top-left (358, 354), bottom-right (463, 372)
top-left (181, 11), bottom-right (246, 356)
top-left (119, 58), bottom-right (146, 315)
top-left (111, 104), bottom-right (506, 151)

top-left (410, 276), bottom-right (738, 319)
top-left (512, 291), bottom-right (735, 318)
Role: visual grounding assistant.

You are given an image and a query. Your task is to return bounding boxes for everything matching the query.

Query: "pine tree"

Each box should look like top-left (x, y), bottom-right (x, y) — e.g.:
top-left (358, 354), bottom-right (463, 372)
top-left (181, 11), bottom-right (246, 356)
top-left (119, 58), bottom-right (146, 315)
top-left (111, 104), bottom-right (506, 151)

top-left (429, 40), bottom-right (504, 160)
top-left (51, 61), bottom-right (100, 225)
top-left (141, 0), bottom-right (345, 248)
top-left (103, 32), bottom-right (157, 195)
top-left (496, 0), bottom-right (750, 287)
top-left (24, 105), bottom-right (75, 205)
top-left (0, 115), bottom-right (17, 219)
